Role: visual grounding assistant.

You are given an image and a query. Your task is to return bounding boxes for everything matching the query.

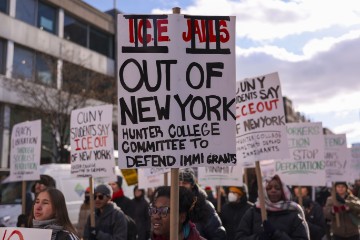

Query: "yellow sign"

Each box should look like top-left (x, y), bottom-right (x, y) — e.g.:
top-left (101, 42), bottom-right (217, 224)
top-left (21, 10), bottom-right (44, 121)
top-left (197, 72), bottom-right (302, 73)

top-left (121, 169), bottom-right (138, 186)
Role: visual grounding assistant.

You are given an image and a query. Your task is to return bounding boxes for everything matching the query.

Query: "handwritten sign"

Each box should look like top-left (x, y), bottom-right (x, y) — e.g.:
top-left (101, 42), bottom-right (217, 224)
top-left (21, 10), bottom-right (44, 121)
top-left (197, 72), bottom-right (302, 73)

top-left (138, 168), bottom-right (168, 189)
top-left (70, 105), bottom-right (115, 178)
top-left (350, 146), bottom-right (360, 180)
top-left (324, 134), bottom-right (351, 182)
top-left (275, 122), bottom-right (326, 186)
top-left (236, 72), bottom-right (289, 165)
top-left (9, 120), bottom-right (41, 182)
top-left (198, 165), bottom-right (243, 186)
top-left (117, 14), bottom-right (236, 168)
top-left (0, 227), bottom-right (51, 240)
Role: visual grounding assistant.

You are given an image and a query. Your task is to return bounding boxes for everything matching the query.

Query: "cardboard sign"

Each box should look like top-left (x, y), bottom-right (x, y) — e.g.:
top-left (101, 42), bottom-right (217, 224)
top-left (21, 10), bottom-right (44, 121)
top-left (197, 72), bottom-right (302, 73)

top-left (0, 227), bottom-right (52, 240)
top-left (236, 72), bottom-right (289, 166)
top-left (275, 122), bottom-right (326, 186)
top-left (70, 105), bottom-right (115, 178)
top-left (350, 146), bottom-right (360, 180)
top-left (9, 120), bottom-right (41, 182)
top-left (117, 14), bottom-right (236, 169)
top-left (121, 169), bottom-right (138, 186)
top-left (198, 165), bottom-right (243, 186)
top-left (137, 168), bottom-right (168, 189)
top-left (324, 134), bottom-right (352, 182)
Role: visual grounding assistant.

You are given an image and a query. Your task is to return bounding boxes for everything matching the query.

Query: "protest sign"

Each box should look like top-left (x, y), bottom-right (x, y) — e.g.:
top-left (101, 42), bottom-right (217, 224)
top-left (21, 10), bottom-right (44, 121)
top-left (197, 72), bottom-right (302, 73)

top-left (121, 169), bottom-right (138, 185)
top-left (0, 227), bottom-right (52, 240)
top-left (198, 165), bottom-right (243, 186)
top-left (324, 134), bottom-right (352, 182)
top-left (138, 168), bottom-right (168, 189)
top-left (117, 14), bottom-right (236, 169)
top-left (350, 146), bottom-right (360, 180)
top-left (9, 120), bottom-right (41, 182)
top-left (143, 167), bottom-right (171, 177)
top-left (236, 72), bottom-right (289, 166)
top-left (275, 122), bottom-right (326, 186)
top-left (70, 105), bottom-right (115, 178)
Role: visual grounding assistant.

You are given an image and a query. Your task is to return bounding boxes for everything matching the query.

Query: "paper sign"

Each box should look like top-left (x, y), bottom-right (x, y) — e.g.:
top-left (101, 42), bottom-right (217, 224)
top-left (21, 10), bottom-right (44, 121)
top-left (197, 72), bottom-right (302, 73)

top-left (70, 105), bottom-right (115, 178)
top-left (9, 120), bottom-right (41, 182)
top-left (117, 14), bottom-right (236, 169)
top-left (0, 227), bottom-right (52, 240)
top-left (350, 146), bottom-right (360, 180)
top-left (198, 165), bottom-right (243, 186)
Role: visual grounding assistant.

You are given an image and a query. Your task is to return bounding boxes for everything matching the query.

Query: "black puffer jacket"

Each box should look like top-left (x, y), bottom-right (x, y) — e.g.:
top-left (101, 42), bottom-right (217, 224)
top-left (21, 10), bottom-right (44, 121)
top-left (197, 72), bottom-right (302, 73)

top-left (220, 195), bottom-right (252, 240)
top-left (235, 207), bottom-right (308, 240)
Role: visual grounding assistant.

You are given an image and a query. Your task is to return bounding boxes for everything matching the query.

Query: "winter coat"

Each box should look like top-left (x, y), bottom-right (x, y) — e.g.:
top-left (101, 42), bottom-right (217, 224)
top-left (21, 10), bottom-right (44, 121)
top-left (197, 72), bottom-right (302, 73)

top-left (113, 192), bottom-right (134, 217)
top-left (151, 221), bottom-right (206, 240)
top-left (83, 202), bottom-right (128, 240)
top-left (324, 195), bottom-right (360, 238)
top-left (130, 196), bottom-right (151, 240)
top-left (300, 198), bottom-right (326, 240)
top-left (220, 196), bottom-right (252, 240)
top-left (235, 207), bottom-right (308, 240)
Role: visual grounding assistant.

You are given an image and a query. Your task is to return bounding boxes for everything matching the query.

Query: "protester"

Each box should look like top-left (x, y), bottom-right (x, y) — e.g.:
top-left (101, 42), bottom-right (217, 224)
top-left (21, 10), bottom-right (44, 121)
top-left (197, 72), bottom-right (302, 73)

top-left (179, 168), bottom-right (227, 240)
top-left (83, 184), bottom-right (128, 240)
top-left (204, 186), bottom-right (217, 208)
top-left (324, 182), bottom-right (360, 240)
top-left (29, 188), bottom-right (79, 240)
top-left (130, 185), bottom-right (151, 240)
top-left (351, 179), bottom-right (360, 198)
top-left (235, 175), bottom-right (309, 240)
top-left (109, 176), bottom-right (134, 216)
top-left (150, 186), bottom-right (205, 240)
top-left (292, 186), bottom-right (326, 240)
top-left (220, 186), bottom-right (252, 240)
top-left (77, 187), bottom-right (91, 239)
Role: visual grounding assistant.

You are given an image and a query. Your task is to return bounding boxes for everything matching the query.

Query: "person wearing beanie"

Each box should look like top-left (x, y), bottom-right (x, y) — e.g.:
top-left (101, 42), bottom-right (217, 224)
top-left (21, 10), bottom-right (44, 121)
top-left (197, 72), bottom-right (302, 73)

top-left (130, 185), bottom-right (150, 240)
top-left (83, 184), bottom-right (128, 240)
top-left (109, 176), bottom-right (134, 217)
top-left (204, 186), bottom-right (217, 208)
top-left (324, 182), bottom-right (359, 240)
top-left (179, 168), bottom-right (227, 240)
top-left (220, 186), bottom-right (252, 240)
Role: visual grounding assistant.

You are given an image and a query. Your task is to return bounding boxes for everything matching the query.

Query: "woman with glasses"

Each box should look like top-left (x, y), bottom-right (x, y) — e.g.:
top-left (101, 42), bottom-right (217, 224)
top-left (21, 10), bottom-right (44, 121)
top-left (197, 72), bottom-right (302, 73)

top-left (29, 188), bottom-right (79, 240)
top-left (83, 184), bottom-right (128, 240)
top-left (149, 186), bottom-right (205, 240)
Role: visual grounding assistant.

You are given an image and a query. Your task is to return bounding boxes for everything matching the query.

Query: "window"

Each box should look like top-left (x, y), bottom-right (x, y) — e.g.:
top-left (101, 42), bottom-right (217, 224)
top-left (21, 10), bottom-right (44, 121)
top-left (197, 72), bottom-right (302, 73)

top-left (16, 0), bottom-right (57, 35)
top-left (13, 45), bottom-right (56, 87)
top-left (0, 0), bottom-right (8, 14)
top-left (37, 1), bottom-right (57, 34)
top-left (64, 14), bottom-right (87, 47)
top-left (90, 27), bottom-right (113, 58)
top-left (0, 38), bottom-right (6, 75)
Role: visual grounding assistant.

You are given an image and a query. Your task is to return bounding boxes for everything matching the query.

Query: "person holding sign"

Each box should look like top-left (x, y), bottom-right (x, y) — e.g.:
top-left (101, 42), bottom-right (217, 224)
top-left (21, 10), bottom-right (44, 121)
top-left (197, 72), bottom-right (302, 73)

top-left (29, 188), bottom-right (80, 240)
top-left (179, 168), bottom-right (227, 240)
top-left (235, 175), bottom-right (309, 240)
top-left (324, 182), bottom-right (360, 240)
top-left (149, 186), bottom-right (204, 240)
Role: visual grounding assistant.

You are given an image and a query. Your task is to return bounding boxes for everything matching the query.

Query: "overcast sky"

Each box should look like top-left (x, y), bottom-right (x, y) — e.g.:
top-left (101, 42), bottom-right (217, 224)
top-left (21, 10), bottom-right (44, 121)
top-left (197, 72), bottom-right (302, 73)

top-left (84, 0), bottom-right (360, 146)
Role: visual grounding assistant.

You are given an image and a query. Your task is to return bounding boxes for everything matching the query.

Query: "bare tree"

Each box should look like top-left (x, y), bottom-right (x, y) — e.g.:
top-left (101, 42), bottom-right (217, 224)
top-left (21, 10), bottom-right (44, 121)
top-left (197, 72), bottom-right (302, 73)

top-left (4, 53), bottom-right (116, 163)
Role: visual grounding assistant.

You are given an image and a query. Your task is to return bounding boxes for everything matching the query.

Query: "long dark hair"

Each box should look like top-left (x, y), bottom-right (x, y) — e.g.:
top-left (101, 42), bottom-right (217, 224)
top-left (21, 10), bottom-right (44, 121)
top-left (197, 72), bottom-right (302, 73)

top-left (29, 188), bottom-right (78, 237)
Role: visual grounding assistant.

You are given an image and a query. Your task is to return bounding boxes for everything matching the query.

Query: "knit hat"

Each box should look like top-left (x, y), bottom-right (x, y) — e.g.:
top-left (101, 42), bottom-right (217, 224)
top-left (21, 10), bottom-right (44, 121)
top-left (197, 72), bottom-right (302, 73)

top-left (205, 186), bottom-right (212, 191)
top-left (94, 184), bottom-right (113, 197)
top-left (179, 168), bottom-right (196, 185)
top-left (335, 182), bottom-right (348, 189)
top-left (229, 186), bottom-right (244, 196)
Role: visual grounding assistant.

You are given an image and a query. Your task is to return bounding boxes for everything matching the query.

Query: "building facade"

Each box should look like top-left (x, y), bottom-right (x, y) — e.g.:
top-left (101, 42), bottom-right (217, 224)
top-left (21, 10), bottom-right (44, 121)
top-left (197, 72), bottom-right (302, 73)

top-left (0, 0), bottom-right (117, 169)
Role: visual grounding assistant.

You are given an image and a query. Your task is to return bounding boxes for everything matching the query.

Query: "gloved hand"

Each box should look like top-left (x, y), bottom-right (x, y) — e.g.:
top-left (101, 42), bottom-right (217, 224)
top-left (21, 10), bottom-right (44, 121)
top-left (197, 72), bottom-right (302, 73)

top-left (89, 227), bottom-right (97, 240)
top-left (332, 205), bottom-right (349, 213)
top-left (263, 220), bottom-right (276, 237)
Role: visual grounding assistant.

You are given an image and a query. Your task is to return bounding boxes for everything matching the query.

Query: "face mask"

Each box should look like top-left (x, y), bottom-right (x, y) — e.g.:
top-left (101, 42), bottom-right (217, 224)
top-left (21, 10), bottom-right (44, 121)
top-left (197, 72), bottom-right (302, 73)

top-left (228, 192), bottom-right (238, 202)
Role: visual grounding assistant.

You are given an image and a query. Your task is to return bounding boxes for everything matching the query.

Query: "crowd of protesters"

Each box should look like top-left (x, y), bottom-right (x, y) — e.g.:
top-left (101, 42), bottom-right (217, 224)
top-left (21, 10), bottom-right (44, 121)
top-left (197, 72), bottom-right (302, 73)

top-left (10, 169), bottom-right (360, 240)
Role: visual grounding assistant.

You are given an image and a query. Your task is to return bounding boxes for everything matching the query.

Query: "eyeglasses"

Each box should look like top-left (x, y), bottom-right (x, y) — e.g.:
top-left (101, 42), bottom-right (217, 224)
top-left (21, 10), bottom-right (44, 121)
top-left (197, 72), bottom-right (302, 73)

top-left (94, 194), bottom-right (106, 200)
top-left (148, 206), bottom-right (170, 218)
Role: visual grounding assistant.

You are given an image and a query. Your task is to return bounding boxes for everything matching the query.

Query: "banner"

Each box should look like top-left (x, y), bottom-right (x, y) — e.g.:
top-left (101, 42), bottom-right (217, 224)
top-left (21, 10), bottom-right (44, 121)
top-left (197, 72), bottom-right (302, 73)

top-left (0, 227), bottom-right (52, 240)
top-left (236, 72), bottom-right (289, 166)
top-left (275, 122), bottom-right (326, 186)
top-left (117, 14), bottom-right (236, 169)
top-left (198, 165), bottom-right (243, 186)
top-left (70, 105), bottom-right (115, 178)
top-left (350, 146), bottom-right (360, 180)
top-left (9, 120), bottom-right (41, 182)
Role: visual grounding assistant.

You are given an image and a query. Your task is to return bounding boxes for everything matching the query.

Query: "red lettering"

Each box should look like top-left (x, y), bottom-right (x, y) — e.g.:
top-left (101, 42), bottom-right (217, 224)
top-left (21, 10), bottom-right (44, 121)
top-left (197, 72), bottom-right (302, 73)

top-left (219, 20), bottom-right (229, 43)
top-left (157, 19), bottom-right (169, 41)
top-left (75, 138), bottom-right (81, 151)
top-left (238, 99), bottom-right (279, 118)
top-left (129, 19), bottom-right (134, 43)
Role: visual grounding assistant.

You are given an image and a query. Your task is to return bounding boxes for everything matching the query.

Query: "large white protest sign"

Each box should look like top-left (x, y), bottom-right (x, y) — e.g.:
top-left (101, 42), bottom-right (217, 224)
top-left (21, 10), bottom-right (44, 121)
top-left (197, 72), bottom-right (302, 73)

top-left (9, 120), bottom-right (41, 182)
top-left (275, 122), bottom-right (326, 186)
top-left (70, 105), bottom-right (115, 178)
top-left (236, 72), bottom-right (289, 166)
top-left (324, 134), bottom-right (352, 182)
top-left (0, 227), bottom-right (52, 240)
top-left (350, 146), bottom-right (360, 180)
top-left (117, 14), bottom-right (236, 168)
top-left (198, 165), bottom-right (243, 186)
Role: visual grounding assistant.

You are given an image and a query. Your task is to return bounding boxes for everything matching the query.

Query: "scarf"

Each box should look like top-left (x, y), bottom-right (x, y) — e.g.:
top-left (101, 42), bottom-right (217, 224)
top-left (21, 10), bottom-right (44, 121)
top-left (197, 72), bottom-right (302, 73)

top-left (32, 218), bottom-right (63, 240)
top-left (112, 188), bottom-right (124, 200)
top-left (255, 176), bottom-right (310, 239)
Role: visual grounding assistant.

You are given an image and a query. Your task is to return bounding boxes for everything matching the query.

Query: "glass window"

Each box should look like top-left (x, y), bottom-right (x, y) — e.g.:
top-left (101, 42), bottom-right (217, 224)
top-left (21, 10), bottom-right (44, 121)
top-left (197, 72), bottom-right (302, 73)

top-left (37, 1), bottom-right (57, 34)
top-left (36, 54), bottom-right (56, 87)
top-left (0, 0), bottom-right (8, 14)
top-left (15, 0), bottom-right (36, 25)
top-left (64, 14), bottom-right (87, 47)
top-left (13, 45), bottom-right (35, 81)
top-left (90, 27), bottom-right (113, 58)
top-left (0, 38), bottom-right (6, 75)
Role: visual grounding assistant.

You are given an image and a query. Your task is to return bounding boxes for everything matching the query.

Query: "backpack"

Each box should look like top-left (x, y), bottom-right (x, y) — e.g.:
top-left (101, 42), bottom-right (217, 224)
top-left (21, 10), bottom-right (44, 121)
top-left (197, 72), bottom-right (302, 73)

top-left (125, 214), bottom-right (138, 240)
